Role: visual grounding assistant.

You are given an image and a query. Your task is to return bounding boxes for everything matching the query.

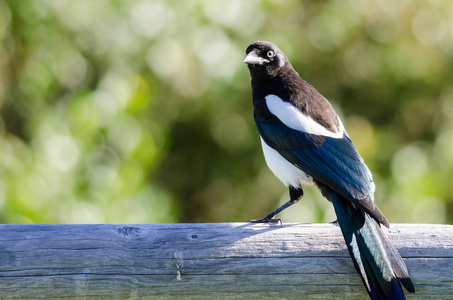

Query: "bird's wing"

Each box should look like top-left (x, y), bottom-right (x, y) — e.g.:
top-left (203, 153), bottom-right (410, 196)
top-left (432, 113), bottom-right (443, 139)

top-left (254, 97), bottom-right (387, 226)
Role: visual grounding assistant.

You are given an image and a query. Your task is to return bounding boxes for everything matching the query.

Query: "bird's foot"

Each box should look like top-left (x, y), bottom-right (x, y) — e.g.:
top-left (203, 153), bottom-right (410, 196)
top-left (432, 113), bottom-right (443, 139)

top-left (249, 217), bottom-right (282, 225)
top-left (330, 219), bottom-right (339, 226)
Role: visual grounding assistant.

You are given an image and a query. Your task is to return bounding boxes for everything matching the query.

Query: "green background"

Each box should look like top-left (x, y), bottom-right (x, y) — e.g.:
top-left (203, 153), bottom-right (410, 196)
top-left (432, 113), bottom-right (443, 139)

top-left (1, 0), bottom-right (452, 224)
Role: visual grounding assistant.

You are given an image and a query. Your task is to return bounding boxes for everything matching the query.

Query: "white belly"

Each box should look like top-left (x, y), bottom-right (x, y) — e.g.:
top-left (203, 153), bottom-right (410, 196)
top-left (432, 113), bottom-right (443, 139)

top-left (260, 138), bottom-right (313, 188)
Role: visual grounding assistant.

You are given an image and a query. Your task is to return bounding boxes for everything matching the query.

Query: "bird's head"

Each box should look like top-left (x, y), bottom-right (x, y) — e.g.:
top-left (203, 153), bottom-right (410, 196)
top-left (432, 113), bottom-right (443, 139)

top-left (243, 41), bottom-right (288, 77)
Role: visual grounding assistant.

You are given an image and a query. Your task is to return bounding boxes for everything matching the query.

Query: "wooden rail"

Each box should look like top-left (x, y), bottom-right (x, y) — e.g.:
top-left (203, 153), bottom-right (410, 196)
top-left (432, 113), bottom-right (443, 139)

top-left (0, 223), bottom-right (451, 299)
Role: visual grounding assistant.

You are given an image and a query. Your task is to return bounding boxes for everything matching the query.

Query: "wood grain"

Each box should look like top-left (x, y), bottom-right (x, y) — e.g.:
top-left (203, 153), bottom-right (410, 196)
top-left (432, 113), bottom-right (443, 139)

top-left (0, 223), bottom-right (451, 299)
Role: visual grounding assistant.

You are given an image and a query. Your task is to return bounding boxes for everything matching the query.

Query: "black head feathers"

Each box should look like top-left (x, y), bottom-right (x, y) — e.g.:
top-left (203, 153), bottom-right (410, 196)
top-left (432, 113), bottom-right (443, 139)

top-left (243, 41), bottom-right (289, 77)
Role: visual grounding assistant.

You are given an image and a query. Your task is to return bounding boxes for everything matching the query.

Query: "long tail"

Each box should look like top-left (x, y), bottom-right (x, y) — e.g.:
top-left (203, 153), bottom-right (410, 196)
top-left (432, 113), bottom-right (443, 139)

top-left (330, 192), bottom-right (415, 299)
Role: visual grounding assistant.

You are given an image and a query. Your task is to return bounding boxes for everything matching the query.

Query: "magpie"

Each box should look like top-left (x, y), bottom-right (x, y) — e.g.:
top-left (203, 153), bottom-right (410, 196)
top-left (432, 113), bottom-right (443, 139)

top-left (243, 40), bottom-right (415, 299)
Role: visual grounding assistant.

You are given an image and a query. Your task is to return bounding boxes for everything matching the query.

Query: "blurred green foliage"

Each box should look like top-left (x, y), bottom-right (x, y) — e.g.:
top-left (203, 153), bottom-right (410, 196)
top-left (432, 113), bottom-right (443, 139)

top-left (0, 0), bottom-right (452, 224)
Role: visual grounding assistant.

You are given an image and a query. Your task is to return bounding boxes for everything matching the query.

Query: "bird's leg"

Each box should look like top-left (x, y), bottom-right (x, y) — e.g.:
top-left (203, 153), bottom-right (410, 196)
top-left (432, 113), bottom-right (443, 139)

top-left (249, 186), bottom-right (303, 224)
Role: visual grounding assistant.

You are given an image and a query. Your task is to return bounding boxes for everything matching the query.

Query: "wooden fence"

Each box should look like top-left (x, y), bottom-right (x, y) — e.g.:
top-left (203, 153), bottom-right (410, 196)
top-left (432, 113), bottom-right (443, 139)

top-left (0, 223), bottom-right (451, 299)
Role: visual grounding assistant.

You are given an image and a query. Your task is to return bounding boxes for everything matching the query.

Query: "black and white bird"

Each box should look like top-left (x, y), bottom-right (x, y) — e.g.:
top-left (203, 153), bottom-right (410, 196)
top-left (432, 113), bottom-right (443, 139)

top-left (243, 40), bottom-right (414, 299)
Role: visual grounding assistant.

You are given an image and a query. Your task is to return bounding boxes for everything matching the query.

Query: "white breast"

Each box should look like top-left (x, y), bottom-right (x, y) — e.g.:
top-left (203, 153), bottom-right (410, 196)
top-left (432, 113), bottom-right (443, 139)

top-left (260, 138), bottom-right (313, 188)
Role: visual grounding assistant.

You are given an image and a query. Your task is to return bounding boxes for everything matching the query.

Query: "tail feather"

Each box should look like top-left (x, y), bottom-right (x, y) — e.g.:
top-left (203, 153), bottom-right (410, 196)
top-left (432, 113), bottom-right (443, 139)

top-left (330, 192), bottom-right (414, 299)
top-left (374, 220), bottom-right (415, 293)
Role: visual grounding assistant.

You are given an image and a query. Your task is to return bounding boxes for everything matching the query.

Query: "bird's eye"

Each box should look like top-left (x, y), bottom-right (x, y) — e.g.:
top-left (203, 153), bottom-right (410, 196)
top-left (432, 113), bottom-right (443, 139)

top-left (266, 50), bottom-right (275, 58)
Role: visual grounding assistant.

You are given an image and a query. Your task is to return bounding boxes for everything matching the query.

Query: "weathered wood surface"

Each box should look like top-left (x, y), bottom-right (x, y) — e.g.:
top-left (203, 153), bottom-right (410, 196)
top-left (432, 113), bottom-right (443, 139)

top-left (0, 223), bottom-right (451, 299)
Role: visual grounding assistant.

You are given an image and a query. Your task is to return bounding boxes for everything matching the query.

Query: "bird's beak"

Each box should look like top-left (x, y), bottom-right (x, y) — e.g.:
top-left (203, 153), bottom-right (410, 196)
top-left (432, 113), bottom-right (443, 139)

top-left (243, 51), bottom-right (268, 65)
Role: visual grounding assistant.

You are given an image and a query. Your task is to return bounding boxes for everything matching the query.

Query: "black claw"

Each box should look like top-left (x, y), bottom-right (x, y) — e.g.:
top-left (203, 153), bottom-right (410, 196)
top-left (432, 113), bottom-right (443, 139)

top-left (249, 217), bottom-right (282, 225)
top-left (330, 219), bottom-right (339, 226)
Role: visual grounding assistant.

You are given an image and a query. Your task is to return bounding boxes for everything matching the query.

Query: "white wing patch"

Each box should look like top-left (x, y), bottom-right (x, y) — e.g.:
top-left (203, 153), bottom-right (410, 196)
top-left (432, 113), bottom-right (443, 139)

top-left (265, 94), bottom-right (344, 139)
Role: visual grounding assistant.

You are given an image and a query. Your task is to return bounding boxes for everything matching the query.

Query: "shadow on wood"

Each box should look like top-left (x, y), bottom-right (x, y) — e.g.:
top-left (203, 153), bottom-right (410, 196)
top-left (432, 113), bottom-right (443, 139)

top-left (0, 223), bottom-right (451, 299)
